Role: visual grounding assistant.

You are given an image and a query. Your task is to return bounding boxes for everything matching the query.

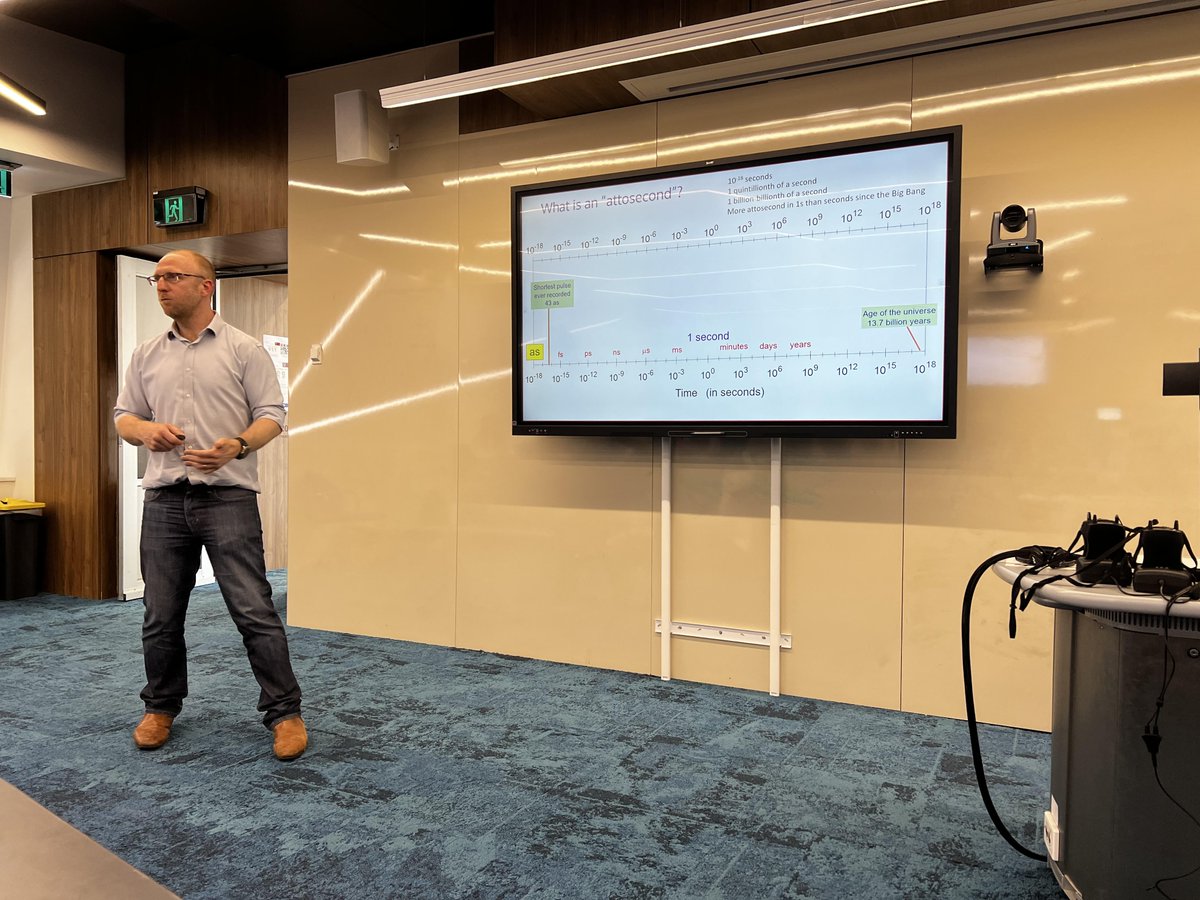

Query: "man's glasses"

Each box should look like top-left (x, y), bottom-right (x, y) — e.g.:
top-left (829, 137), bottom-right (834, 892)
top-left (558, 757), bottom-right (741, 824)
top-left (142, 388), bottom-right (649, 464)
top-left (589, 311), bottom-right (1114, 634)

top-left (145, 273), bottom-right (207, 285)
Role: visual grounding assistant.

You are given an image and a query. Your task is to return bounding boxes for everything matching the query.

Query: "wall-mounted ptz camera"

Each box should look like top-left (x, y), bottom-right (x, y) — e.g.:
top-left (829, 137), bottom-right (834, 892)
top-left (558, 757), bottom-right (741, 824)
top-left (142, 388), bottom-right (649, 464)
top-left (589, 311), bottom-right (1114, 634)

top-left (984, 204), bottom-right (1043, 272)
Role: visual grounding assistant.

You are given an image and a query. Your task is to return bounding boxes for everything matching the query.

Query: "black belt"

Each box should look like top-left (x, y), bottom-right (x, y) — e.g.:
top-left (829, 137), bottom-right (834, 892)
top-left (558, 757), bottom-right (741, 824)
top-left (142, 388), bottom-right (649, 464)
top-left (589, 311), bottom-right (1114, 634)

top-left (151, 481), bottom-right (246, 494)
top-left (152, 480), bottom-right (191, 492)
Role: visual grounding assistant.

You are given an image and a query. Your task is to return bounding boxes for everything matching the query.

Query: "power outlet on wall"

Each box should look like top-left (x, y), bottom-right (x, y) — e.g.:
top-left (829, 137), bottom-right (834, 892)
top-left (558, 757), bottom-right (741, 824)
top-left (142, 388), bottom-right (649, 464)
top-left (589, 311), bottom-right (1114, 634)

top-left (1043, 797), bottom-right (1063, 862)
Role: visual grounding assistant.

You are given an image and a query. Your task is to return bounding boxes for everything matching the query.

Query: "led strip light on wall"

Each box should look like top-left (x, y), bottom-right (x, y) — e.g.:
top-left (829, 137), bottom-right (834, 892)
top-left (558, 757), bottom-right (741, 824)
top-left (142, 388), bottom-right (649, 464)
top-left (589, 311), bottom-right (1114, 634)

top-left (0, 70), bottom-right (46, 116)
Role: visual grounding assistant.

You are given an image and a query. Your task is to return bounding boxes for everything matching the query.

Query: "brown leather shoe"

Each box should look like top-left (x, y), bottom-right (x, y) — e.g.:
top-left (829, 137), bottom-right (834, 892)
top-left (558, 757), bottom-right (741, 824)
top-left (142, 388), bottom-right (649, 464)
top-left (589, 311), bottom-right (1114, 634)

top-left (273, 716), bottom-right (307, 760)
top-left (133, 713), bottom-right (174, 750)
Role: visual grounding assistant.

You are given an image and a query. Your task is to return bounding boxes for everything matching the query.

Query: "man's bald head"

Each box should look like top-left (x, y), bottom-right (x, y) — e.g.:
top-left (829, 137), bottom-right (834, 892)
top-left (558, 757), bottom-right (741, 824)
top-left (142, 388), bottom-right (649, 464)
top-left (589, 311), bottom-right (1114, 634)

top-left (159, 250), bottom-right (216, 282)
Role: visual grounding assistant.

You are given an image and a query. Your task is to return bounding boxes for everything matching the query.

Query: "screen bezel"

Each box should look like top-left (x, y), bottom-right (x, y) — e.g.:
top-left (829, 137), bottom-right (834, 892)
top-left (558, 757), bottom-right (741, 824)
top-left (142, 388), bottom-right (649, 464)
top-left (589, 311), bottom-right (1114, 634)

top-left (510, 126), bottom-right (962, 439)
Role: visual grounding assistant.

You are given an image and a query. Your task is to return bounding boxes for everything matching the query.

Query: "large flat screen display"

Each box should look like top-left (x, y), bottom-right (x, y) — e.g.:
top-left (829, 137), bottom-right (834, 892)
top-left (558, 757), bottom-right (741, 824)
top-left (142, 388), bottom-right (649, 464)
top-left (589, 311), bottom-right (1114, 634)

top-left (512, 127), bottom-right (961, 438)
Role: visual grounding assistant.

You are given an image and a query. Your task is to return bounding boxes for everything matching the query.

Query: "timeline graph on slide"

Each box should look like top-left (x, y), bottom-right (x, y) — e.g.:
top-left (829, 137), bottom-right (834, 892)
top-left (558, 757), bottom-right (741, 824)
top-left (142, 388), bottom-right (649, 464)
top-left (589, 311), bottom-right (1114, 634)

top-left (516, 143), bottom-right (951, 422)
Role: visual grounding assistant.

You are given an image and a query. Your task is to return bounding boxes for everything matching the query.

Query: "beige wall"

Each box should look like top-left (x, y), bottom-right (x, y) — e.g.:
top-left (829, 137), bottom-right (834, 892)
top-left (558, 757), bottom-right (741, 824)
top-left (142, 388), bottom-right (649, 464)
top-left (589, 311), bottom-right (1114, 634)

top-left (287, 13), bottom-right (1200, 730)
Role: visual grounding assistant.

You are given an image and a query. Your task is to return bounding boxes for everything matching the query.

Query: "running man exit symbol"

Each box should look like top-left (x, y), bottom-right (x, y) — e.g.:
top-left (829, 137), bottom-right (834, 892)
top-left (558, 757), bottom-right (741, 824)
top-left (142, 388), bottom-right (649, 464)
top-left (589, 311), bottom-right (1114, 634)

top-left (152, 186), bottom-right (207, 227)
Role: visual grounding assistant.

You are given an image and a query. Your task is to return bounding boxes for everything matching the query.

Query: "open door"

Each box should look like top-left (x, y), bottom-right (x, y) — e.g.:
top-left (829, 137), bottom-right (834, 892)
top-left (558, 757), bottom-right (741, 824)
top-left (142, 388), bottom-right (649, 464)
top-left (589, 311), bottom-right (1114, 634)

top-left (116, 255), bottom-right (215, 601)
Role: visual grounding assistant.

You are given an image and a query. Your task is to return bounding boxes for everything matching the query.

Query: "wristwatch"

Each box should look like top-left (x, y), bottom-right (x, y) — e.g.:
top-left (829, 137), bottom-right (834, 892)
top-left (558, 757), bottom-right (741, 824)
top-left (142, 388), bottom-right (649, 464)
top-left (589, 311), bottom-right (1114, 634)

top-left (235, 437), bottom-right (250, 459)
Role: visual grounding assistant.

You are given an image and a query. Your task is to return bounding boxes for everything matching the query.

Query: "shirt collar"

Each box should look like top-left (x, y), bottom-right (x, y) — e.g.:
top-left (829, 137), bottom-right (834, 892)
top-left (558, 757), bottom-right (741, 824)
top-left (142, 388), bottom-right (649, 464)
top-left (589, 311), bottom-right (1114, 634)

top-left (167, 312), bottom-right (224, 343)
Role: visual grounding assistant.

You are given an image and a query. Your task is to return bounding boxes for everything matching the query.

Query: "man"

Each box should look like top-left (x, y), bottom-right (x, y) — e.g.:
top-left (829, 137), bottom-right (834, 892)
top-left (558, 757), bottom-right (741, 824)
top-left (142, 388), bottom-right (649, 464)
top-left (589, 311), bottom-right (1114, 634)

top-left (114, 249), bottom-right (306, 761)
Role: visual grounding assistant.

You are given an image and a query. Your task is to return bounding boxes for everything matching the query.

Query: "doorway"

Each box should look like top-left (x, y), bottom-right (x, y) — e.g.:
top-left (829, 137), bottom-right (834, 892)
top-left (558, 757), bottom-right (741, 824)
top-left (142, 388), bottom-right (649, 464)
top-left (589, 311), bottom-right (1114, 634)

top-left (116, 256), bottom-right (288, 600)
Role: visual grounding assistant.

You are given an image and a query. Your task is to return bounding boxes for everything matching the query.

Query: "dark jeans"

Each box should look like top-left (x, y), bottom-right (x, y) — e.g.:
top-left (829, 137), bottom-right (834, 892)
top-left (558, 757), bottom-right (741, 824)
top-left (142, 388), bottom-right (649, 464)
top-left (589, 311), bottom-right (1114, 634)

top-left (140, 482), bottom-right (301, 729)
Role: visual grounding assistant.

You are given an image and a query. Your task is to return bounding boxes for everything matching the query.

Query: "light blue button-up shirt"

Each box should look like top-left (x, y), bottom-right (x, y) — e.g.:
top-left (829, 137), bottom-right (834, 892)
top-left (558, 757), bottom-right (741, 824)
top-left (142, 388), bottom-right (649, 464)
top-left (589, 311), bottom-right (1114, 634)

top-left (114, 314), bottom-right (285, 492)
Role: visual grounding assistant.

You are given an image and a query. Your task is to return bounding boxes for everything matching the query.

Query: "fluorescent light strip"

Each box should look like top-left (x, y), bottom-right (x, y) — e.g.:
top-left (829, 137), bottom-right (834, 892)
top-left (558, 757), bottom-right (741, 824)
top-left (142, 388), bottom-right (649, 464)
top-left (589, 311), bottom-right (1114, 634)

top-left (0, 71), bottom-right (46, 116)
top-left (380, 0), bottom-right (942, 108)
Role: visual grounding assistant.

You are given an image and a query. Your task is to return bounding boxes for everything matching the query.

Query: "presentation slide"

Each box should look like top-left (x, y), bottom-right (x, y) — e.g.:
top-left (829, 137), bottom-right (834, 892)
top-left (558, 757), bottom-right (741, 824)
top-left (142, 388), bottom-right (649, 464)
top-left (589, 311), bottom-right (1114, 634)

top-left (514, 138), bottom-right (953, 430)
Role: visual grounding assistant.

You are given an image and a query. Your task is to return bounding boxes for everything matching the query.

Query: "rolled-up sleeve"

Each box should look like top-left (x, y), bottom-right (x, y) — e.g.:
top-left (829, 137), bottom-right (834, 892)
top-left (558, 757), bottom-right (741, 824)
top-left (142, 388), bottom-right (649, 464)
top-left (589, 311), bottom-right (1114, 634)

top-left (114, 347), bottom-right (151, 423)
top-left (242, 343), bottom-right (286, 430)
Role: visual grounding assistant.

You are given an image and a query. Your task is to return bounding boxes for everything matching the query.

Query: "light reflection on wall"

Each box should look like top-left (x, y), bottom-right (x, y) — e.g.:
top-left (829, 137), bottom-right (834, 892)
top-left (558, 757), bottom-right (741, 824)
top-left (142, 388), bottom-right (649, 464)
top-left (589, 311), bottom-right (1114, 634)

top-left (447, 104), bottom-right (911, 188)
top-left (967, 335), bottom-right (1046, 386)
top-left (967, 197), bottom-right (1128, 219)
top-left (1062, 317), bottom-right (1114, 333)
top-left (966, 308), bottom-right (1028, 319)
top-left (289, 367), bottom-right (510, 437)
top-left (288, 179), bottom-right (410, 198)
top-left (918, 54), bottom-right (1200, 117)
top-left (968, 229), bottom-right (1092, 266)
top-left (359, 232), bottom-right (458, 251)
top-left (445, 150), bottom-right (656, 187)
top-left (499, 141), bottom-right (655, 169)
top-left (656, 106), bottom-right (911, 161)
top-left (1043, 230), bottom-right (1093, 252)
top-left (459, 264), bottom-right (508, 278)
top-left (289, 269), bottom-right (385, 396)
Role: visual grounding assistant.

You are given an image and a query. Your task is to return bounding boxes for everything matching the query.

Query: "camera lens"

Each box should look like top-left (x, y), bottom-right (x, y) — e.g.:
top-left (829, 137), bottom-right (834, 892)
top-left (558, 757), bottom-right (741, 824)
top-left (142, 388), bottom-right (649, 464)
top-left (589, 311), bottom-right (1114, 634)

top-left (1000, 205), bottom-right (1028, 232)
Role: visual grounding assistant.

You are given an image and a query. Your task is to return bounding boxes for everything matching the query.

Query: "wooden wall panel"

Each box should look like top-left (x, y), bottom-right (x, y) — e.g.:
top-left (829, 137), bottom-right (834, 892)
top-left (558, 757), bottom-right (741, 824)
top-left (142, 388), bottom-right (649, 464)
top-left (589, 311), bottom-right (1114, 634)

top-left (33, 62), bottom-right (149, 259)
top-left (218, 277), bottom-right (288, 570)
top-left (459, 35), bottom-right (546, 135)
top-left (32, 48), bottom-right (285, 260)
top-left (33, 253), bottom-right (118, 599)
top-left (495, 0), bottom-right (751, 63)
top-left (494, 0), bottom-right (539, 65)
top-left (141, 47), bottom-right (286, 242)
top-left (689, 1), bottom-right (752, 26)
top-left (31, 178), bottom-right (148, 260)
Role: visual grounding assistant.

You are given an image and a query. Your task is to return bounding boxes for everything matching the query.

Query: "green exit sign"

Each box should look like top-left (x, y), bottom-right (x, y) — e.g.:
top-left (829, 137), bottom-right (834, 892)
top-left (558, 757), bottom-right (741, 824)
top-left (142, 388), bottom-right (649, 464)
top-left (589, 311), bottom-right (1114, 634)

top-left (152, 186), bottom-right (207, 227)
top-left (0, 168), bottom-right (11, 199)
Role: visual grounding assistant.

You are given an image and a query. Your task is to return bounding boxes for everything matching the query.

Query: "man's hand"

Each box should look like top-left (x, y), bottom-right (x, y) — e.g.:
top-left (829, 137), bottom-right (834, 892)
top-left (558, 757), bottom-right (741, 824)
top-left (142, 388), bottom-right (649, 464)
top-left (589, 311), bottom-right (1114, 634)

top-left (181, 439), bottom-right (241, 474)
top-left (140, 422), bottom-right (187, 452)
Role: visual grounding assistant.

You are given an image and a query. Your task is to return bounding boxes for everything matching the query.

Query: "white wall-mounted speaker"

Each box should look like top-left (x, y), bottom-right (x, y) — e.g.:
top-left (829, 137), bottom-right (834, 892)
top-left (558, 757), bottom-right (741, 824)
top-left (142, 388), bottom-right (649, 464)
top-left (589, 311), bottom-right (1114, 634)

top-left (334, 89), bottom-right (388, 166)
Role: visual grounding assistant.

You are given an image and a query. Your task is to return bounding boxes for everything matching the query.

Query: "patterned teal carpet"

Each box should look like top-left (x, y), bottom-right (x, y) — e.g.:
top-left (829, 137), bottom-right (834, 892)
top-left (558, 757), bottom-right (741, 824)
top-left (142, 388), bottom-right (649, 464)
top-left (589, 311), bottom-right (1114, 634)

top-left (0, 573), bottom-right (1059, 898)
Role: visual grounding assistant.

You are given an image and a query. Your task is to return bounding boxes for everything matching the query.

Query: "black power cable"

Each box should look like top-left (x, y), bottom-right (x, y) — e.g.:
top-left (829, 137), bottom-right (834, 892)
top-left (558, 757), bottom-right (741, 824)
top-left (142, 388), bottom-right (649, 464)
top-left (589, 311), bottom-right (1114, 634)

top-left (961, 549), bottom-right (1046, 862)
top-left (1145, 589), bottom-right (1200, 900)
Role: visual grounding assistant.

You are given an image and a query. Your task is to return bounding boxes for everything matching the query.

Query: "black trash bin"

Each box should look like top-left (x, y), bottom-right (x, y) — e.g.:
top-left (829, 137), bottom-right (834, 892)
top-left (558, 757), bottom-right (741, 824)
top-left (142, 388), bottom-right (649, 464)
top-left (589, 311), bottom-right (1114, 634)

top-left (1, 512), bottom-right (45, 601)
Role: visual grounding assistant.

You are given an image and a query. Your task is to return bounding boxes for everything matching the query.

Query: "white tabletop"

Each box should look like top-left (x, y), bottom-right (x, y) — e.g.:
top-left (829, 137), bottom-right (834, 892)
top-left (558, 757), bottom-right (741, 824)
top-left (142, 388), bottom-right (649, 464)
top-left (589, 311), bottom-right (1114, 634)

top-left (992, 559), bottom-right (1200, 619)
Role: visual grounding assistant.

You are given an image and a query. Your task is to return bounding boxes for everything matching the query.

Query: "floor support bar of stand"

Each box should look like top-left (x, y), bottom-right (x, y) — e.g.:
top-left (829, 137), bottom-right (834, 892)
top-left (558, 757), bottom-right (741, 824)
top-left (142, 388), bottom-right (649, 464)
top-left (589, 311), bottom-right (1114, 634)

top-left (769, 437), bottom-right (782, 697)
top-left (660, 437), bottom-right (672, 682)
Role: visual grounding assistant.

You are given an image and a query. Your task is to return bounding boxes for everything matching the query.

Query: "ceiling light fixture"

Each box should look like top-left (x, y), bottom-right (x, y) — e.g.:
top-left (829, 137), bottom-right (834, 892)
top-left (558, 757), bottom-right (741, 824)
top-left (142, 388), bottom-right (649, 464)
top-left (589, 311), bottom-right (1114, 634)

top-left (379, 0), bottom-right (941, 109)
top-left (0, 71), bottom-right (47, 116)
